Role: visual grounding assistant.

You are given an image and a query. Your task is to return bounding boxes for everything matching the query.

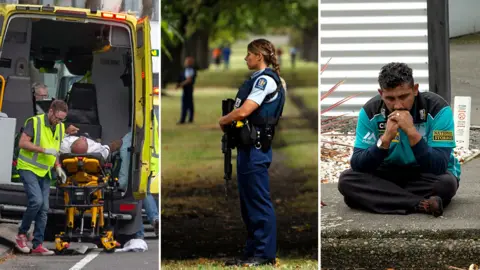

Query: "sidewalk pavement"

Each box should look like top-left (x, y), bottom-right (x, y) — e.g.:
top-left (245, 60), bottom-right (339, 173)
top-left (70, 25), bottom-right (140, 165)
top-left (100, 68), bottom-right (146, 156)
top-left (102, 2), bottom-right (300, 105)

top-left (321, 158), bottom-right (480, 269)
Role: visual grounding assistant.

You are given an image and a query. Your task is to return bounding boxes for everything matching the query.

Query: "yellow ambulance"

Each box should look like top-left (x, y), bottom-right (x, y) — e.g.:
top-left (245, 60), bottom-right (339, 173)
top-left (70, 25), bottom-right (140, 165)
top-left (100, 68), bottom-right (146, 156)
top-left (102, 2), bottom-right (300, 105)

top-left (0, 3), bottom-right (155, 240)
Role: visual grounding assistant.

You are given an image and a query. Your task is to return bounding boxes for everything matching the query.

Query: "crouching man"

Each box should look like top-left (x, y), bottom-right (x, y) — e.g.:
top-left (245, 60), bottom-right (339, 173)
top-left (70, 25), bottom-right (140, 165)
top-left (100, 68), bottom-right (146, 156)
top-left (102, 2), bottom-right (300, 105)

top-left (338, 62), bottom-right (461, 217)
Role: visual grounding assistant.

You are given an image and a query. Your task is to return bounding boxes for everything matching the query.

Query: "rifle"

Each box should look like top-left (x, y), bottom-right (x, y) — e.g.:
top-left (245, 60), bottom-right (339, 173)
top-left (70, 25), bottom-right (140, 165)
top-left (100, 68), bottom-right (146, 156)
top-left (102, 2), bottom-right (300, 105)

top-left (221, 98), bottom-right (235, 198)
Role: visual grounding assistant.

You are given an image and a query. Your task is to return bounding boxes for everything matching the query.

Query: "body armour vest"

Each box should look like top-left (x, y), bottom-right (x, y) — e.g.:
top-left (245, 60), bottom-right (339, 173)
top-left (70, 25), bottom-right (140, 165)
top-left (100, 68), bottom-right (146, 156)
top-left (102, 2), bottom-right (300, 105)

top-left (178, 67), bottom-right (197, 91)
top-left (234, 68), bottom-right (286, 127)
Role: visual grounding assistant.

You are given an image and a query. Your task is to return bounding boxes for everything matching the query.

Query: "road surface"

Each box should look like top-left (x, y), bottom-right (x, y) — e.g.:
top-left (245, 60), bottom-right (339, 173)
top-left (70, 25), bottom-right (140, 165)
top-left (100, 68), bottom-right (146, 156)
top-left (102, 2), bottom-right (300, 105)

top-left (0, 232), bottom-right (158, 270)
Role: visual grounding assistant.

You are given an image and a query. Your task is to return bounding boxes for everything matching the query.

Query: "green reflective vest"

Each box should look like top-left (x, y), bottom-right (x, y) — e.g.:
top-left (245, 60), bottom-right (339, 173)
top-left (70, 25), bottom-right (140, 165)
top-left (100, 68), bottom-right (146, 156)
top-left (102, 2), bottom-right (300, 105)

top-left (80, 71), bottom-right (92, 83)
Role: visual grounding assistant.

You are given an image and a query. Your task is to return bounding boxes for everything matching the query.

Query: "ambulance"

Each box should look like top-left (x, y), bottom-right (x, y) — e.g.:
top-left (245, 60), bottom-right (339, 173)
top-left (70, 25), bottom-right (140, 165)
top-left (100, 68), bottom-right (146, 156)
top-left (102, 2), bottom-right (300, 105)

top-left (0, 3), bottom-right (155, 240)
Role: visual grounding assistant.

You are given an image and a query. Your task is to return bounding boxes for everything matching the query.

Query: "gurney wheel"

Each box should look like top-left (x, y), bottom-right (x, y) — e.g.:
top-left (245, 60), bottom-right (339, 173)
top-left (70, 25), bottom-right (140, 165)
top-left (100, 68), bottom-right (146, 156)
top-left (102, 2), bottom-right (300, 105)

top-left (54, 248), bottom-right (68, 255)
top-left (103, 246), bottom-right (116, 253)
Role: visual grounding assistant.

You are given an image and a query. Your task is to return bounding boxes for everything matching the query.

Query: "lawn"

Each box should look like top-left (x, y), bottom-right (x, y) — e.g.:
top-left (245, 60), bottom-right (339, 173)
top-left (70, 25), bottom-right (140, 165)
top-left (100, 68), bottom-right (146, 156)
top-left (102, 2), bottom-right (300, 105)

top-left (194, 41), bottom-right (318, 88)
top-left (161, 258), bottom-right (318, 270)
top-left (161, 87), bottom-right (318, 210)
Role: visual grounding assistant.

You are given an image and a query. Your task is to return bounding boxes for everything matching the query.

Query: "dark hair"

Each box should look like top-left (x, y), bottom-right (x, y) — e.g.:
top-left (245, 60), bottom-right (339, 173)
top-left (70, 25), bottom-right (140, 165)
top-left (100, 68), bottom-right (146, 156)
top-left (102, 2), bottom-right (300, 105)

top-left (247, 38), bottom-right (280, 76)
top-left (49, 100), bottom-right (68, 113)
top-left (378, 62), bottom-right (414, 90)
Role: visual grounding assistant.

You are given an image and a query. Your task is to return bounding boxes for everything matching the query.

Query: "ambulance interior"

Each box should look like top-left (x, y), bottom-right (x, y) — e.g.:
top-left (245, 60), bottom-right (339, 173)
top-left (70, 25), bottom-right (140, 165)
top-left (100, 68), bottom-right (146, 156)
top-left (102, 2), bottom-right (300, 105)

top-left (0, 16), bottom-right (135, 186)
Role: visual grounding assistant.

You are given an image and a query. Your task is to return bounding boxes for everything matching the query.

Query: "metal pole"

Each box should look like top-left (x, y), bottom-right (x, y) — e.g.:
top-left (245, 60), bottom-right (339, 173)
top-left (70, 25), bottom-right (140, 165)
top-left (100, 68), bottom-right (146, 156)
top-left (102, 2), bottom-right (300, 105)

top-left (427, 0), bottom-right (451, 103)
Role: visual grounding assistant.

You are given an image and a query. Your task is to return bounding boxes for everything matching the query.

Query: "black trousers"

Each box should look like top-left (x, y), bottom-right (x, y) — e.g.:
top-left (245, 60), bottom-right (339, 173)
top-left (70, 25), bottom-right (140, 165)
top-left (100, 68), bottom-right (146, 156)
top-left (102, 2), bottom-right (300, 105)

top-left (337, 167), bottom-right (459, 214)
top-left (180, 89), bottom-right (194, 123)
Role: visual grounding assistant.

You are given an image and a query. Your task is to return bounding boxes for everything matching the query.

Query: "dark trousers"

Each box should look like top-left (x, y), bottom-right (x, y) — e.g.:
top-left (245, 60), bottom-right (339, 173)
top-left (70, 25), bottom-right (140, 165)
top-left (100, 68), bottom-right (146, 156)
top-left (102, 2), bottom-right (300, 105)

top-left (180, 89), bottom-right (194, 123)
top-left (237, 147), bottom-right (276, 260)
top-left (338, 167), bottom-right (459, 214)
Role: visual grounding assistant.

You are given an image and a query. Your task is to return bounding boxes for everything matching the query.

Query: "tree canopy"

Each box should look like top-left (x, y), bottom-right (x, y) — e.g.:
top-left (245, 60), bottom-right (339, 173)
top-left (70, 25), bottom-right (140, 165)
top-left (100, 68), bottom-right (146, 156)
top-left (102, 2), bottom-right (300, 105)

top-left (161, 0), bottom-right (317, 53)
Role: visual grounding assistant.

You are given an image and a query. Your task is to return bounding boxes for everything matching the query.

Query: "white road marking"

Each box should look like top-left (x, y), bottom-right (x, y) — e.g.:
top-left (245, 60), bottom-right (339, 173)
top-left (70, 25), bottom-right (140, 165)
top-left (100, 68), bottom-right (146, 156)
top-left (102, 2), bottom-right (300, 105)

top-left (68, 250), bottom-right (101, 270)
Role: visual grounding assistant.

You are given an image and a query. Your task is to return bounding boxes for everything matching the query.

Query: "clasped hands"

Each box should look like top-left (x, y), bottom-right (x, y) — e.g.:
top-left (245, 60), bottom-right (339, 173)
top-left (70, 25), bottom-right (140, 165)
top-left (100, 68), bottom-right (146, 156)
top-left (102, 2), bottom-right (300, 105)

top-left (381, 110), bottom-right (420, 146)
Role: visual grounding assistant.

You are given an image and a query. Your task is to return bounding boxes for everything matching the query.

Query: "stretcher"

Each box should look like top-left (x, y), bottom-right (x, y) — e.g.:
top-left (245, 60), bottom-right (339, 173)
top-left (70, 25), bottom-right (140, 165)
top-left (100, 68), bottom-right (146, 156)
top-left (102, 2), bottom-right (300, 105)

top-left (54, 152), bottom-right (120, 254)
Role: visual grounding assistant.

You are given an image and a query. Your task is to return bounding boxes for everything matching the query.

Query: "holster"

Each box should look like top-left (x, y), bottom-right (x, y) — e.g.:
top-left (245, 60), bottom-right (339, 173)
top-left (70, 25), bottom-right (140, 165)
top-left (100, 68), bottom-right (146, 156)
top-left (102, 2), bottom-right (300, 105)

top-left (236, 122), bottom-right (275, 153)
top-left (238, 120), bottom-right (256, 146)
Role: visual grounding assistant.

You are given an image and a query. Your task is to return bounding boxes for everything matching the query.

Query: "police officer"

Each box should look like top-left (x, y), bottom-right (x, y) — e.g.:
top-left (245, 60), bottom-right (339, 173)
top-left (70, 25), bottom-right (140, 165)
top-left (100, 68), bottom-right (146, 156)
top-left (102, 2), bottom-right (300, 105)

top-left (176, 56), bottom-right (196, 124)
top-left (219, 38), bottom-right (286, 267)
top-left (338, 62), bottom-right (460, 217)
top-left (14, 100), bottom-right (78, 255)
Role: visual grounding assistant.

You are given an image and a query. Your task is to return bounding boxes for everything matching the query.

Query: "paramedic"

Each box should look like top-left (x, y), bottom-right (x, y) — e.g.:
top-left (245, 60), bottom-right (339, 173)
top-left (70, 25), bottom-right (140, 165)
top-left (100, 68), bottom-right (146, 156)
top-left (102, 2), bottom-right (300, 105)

top-left (15, 100), bottom-right (77, 255)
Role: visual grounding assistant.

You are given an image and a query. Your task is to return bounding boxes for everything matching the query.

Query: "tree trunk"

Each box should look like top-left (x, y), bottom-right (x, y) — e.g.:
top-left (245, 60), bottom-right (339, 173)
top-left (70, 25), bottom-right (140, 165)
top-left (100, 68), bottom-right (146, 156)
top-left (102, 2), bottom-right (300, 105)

top-left (161, 14), bottom-right (188, 88)
top-left (300, 23), bottom-right (318, 62)
top-left (84, 0), bottom-right (101, 9)
top-left (141, 0), bottom-right (152, 18)
top-left (161, 44), bottom-right (183, 89)
top-left (183, 29), bottom-right (209, 70)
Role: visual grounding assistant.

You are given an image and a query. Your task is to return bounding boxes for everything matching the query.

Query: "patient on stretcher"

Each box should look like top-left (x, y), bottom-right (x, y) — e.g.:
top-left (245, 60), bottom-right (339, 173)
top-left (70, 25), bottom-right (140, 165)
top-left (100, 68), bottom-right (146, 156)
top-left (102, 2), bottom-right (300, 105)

top-left (58, 135), bottom-right (123, 183)
top-left (60, 135), bottom-right (123, 160)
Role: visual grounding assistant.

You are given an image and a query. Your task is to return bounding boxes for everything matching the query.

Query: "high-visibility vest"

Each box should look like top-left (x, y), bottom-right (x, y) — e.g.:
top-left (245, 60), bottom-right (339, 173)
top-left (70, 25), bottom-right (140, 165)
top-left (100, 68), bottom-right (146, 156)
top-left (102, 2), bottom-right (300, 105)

top-left (80, 70), bottom-right (92, 83)
top-left (149, 109), bottom-right (159, 193)
top-left (16, 114), bottom-right (65, 178)
top-left (151, 110), bottom-right (159, 171)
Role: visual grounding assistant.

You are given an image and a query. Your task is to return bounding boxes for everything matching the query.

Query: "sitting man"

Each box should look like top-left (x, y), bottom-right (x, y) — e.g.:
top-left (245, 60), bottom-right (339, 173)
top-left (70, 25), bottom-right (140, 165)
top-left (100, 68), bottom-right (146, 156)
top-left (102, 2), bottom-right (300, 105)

top-left (338, 62), bottom-right (460, 217)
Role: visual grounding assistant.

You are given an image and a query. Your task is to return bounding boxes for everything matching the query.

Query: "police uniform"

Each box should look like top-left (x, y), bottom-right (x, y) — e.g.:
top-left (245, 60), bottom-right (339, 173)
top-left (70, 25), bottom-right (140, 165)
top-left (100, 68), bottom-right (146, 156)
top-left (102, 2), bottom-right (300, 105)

top-left (338, 92), bottom-right (460, 214)
top-left (233, 67), bottom-right (285, 261)
top-left (16, 113), bottom-right (65, 248)
top-left (178, 66), bottom-right (196, 123)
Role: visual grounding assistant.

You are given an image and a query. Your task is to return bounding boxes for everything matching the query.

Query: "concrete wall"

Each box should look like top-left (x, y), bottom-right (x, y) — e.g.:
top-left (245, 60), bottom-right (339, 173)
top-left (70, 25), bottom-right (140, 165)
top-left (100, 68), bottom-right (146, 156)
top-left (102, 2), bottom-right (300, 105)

top-left (449, 0), bottom-right (480, 38)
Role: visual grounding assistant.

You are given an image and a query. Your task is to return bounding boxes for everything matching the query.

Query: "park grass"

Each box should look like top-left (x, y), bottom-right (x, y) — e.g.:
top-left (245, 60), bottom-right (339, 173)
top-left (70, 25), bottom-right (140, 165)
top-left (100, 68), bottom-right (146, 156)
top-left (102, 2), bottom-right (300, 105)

top-left (161, 87), bottom-right (317, 189)
top-left (161, 258), bottom-right (318, 270)
top-left (161, 88), bottom-right (235, 187)
top-left (195, 40), bottom-right (318, 88)
top-left (292, 87), bottom-right (318, 111)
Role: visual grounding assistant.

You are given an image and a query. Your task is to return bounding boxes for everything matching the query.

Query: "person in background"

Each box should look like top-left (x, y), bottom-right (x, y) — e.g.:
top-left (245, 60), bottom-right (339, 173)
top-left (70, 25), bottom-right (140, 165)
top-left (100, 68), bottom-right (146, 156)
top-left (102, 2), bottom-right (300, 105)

top-left (222, 45), bottom-right (231, 70)
top-left (176, 56), bottom-right (196, 124)
top-left (32, 83), bottom-right (49, 115)
top-left (277, 47), bottom-right (283, 66)
top-left (212, 47), bottom-right (222, 70)
top-left (118, 131), bottom-right (159, 238)
top-left (290, 47), bottom-right (297, 69)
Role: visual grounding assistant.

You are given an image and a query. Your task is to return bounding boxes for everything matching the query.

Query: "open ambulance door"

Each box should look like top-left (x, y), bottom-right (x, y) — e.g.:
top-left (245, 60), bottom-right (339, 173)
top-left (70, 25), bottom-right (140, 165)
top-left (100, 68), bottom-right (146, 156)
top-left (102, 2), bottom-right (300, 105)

top-left (0, 6), bottom-right (9, 106)
top-left (132, 16), bottom-right (153, 200)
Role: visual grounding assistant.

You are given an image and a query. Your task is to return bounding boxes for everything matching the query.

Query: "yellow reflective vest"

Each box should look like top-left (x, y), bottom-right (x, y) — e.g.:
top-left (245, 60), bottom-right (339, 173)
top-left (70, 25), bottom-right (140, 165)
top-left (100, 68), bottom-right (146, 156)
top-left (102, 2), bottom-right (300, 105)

top-left (17, 114), bottom-right (65, 178)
